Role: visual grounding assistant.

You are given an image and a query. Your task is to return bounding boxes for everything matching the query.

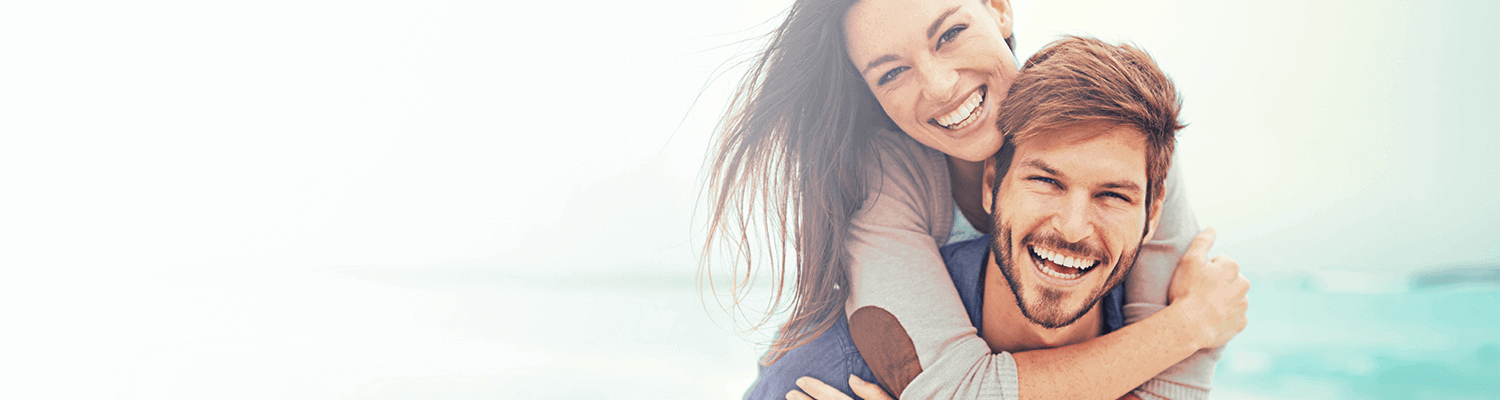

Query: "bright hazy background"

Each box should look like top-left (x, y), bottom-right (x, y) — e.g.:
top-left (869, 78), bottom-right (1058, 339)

top-left (2, 0), bottom-right (1496, 399)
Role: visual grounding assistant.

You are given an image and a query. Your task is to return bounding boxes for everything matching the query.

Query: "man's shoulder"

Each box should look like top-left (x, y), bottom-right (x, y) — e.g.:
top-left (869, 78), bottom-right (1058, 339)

top-left (743, 314), bottom-right (873, 400)
top-left (940, 235), bottom-right (989, 280)
top-left (939, 236), bottom-right (990, 328)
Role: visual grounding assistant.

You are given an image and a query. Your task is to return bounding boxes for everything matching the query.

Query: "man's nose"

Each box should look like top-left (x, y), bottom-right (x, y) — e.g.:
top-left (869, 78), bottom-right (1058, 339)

top-left (1054, 193), bottom-right (1095, 244)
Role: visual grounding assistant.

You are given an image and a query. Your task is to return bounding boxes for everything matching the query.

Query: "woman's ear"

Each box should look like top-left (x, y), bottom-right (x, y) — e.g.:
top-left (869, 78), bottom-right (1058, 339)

top-left (986, 0), bottom-right (1014, 39)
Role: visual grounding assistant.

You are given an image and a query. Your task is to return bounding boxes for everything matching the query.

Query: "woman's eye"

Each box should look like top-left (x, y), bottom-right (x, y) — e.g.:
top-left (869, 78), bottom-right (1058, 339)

top-left (937, 25), bottom-right (967, 50)
top-left (877, 66), bottom-right (909, 85)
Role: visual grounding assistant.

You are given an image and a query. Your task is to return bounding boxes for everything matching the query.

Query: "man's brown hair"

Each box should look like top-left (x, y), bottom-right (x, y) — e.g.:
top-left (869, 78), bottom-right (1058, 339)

top-left (993, 35), bottom-right (1184, 227)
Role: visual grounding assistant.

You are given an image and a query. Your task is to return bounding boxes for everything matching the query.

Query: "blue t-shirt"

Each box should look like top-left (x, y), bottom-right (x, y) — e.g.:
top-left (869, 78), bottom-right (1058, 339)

top-left (743, 235), bottom-right (1127, 399)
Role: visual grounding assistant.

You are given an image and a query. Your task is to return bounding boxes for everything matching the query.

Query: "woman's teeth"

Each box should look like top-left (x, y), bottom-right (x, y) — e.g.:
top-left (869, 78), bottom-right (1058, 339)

top-left (1032, 246), bottom-right (1097, 279)
top-left (934, 88), bottom-right (985, 130)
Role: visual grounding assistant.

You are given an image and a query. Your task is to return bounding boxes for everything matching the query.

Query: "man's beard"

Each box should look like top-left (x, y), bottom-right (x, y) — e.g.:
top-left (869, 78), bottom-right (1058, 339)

top-left (991, 221), bottom-right (1141, 329)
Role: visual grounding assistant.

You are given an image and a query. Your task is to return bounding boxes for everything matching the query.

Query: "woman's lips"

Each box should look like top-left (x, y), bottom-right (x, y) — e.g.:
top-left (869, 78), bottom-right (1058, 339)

top-left (929, 85), bottom-right (987, 131)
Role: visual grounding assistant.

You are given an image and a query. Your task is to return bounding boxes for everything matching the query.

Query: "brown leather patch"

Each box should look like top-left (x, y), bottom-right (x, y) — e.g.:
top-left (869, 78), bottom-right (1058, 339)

top-left (849, 306), bottom-right (922, 398)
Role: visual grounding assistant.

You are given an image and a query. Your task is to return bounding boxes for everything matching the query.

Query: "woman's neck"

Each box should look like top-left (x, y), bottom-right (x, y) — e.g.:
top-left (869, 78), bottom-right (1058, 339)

top-left (947, 155), bottom-right (990, 234)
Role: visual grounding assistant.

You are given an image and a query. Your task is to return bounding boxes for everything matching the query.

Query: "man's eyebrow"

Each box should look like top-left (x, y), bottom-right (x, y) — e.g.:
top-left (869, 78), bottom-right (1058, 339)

top-left (928, 6), bottom-right (961, 39)
top-left (1020, 159), bottom-right (1060, 177)
top-left (1101, 180), bottom-right (1144, 194)
top-left (1022, 158), bottom-right (1144, 194)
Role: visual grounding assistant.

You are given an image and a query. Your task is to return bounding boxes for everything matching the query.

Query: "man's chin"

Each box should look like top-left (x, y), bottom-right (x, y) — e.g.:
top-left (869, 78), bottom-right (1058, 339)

top-left (1013, 254), bottom-right (1109, 329)
top-left (1017, 287), bottom-right (1095, 329)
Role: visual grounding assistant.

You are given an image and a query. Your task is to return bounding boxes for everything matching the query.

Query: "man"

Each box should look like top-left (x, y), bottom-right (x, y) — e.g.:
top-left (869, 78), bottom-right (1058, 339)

top-left (745, 36), bottom-right (1248, 400)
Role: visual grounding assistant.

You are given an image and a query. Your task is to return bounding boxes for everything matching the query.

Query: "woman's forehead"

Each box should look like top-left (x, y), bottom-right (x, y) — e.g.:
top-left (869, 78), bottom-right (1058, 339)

top-left (846, 0), bottom-right (973, 59)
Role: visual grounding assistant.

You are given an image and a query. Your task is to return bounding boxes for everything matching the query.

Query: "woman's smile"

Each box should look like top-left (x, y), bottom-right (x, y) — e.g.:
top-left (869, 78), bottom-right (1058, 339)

top-left (930, 85), bottom-right (986, 131)
top-left (844, 0), bottom-right (1019, 162)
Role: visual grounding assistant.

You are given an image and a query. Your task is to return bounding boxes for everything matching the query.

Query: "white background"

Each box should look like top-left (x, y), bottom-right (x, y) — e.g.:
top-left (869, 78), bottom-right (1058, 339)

top-left (2, 0), bottom-right (1496, 398)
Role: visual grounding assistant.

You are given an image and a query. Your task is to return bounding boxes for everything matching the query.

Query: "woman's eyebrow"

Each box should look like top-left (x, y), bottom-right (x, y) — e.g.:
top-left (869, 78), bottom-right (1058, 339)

top-left (859, 6), bottom-right (962, 76)
top-left (926, 6), bottom-right (961, 39)
top-left (862, 54), bottom-right (902, 75)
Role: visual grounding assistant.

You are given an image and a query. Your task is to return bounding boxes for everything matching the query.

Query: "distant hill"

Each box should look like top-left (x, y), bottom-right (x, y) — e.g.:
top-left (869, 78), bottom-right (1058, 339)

top-left (1408, 264), bottom-right (1500, 289)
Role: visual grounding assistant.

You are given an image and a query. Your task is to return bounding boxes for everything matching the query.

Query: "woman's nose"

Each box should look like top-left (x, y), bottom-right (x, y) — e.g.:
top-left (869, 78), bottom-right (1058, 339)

top-left (917, 60), bottom-right (959, 102)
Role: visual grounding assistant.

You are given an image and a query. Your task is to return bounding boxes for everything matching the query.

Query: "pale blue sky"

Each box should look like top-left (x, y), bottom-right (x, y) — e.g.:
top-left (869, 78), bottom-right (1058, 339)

top-left (5, 0), bottom-right (1495, 281)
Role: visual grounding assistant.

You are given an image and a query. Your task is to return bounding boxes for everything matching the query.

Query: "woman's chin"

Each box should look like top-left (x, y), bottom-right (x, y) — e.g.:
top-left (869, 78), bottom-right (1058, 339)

top-left (901, 125), bottom-right (1000, 161)
top-left (921, 115), bottom-right (1002, 162)
top-left (945, 130), bottom-right (1004, 162)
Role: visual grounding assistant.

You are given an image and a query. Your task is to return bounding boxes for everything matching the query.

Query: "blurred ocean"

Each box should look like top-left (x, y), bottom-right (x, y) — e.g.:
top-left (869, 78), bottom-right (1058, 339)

top-left (348, 266), bottom-right (1500, 400)
top-left (1214, 271), bottom-right (1500, 399)
top-left (8, 264), bottom-right (1495, 399)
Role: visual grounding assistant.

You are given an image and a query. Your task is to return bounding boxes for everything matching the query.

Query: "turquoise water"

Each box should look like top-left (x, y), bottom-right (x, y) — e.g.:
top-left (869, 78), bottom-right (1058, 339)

top-left (15, 266), bottom-right (1493, 399)
top-left (1214, 287), bottom-right (1500, 399)
top-left (340, 267), bottom-right (1500, 399)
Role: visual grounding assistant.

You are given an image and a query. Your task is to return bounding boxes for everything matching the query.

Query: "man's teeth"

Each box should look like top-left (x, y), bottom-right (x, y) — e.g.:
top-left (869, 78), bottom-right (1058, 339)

top-left (936, 89), bottom-right (984, 129)
top-left (1033, 246), bottom-right (1097, 270)
top-left (1040, 263), bottom-right (1079, 279)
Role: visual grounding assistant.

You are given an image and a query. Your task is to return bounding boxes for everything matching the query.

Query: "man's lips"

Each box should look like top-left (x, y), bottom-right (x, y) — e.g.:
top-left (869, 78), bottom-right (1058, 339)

top-left (1027, 244), bottom-right (1100, 282)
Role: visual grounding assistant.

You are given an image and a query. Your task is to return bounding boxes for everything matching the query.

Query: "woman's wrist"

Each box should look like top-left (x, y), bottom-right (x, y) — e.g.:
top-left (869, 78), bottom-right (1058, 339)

top-left (1161, 298), bottom-right (1214, 351)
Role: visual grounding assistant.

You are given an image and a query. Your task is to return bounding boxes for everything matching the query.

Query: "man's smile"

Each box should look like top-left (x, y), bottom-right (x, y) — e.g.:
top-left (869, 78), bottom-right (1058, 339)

top-left (1027, 244), bottom-right (1102, 283)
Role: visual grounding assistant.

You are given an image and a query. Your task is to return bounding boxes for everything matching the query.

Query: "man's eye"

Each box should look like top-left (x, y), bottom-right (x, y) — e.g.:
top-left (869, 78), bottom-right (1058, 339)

top-left (1028, 176), bottom-right (1060, 188)
top-left (937, 25), bottom-right (967, 50)
top-left (878, 66), bottom-right (909, 85)
top-left (1100, 192), bottom-right (1132, 202)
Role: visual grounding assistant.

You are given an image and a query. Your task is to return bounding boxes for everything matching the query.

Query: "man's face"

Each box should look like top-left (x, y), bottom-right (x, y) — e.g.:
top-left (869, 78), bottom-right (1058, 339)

top-left (990, 122), bottom-right (1158, 329)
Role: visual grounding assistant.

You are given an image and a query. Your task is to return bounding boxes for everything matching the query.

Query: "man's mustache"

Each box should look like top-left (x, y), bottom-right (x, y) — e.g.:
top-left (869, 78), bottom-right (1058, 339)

top-left (1021, 230), bottom-right (1110, 267)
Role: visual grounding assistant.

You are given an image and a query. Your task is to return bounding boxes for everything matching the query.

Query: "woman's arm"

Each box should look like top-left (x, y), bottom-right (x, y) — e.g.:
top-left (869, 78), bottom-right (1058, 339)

top-left (789, 295), bottom-right (1218, 400)
top-left (1120, 154), bottom-right (1225, 399)
top-left (840, 133), bottom-right (1244, 400)
top-left (828, 227), bottom-right (1244, 400)
top-left (841, 129), bottom-right (1013, 398)
top-left (1011, 227), bottom-right (1247, 400)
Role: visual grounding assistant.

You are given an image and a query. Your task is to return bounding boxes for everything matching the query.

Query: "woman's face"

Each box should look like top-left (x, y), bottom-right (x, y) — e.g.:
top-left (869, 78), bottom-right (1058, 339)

top-left (845, 0), bottom-right (1018, 162)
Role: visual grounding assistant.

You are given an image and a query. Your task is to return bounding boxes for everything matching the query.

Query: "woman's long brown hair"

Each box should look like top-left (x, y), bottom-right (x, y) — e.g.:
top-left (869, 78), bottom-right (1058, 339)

top-left (701, 0), bottom-right (891, 365)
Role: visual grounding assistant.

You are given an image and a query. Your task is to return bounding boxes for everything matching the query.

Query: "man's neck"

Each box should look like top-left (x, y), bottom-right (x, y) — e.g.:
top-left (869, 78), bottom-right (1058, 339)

top-left (947, 156), bottom-right (990, 234)
top-left (980, 257), bottom-right (1104, 353)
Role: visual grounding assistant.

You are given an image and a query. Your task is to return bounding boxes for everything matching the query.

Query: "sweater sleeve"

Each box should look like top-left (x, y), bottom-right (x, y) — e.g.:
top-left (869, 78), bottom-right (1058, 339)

top-left (846, 131), bottom-right (1216, 400)
top-left (1123, 153), bottom-right (1220, 400)
top-left (844, 130), bottom-right (1020, 399)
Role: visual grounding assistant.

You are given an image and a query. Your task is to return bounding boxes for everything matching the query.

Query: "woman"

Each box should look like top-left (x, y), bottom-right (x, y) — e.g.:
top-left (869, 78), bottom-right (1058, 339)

top-left (703, 0), bottom-right (1248, 398)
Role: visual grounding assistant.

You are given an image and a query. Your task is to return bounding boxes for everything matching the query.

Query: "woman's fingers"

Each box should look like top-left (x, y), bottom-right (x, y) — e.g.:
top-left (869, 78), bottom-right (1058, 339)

top-left (1169, 227), bottom-right (1218, 304)
top-left (792, 376), bottom-right (853, 400)
top-left (1183, 226), bottom-right (1217, 264)
top-left (1168, 226), bottom-right (1254, 349)
top-left (849, 375), bottom-right (894, 400)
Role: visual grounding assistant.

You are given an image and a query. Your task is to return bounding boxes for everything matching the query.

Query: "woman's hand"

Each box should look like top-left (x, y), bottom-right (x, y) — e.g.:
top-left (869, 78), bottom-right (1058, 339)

top-left (786, 375), bottom-right (893, 400)
top-left (1167, 227), bottom-right (1250, 349)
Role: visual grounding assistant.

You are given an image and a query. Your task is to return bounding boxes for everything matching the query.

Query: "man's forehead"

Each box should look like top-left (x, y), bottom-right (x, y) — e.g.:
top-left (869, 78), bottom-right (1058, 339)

top-left (1015, 121), bottom-right (1141, 148)
top-left (1010, 124), bottom-right (1148, 184)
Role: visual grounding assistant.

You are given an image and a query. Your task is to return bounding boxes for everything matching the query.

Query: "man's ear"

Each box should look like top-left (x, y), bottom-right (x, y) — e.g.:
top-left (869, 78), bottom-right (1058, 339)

top-left (982, 156), bottom-right (998, 213)
top-left (986, 0), bottom-right (1014, 40)
top-left (1141, 194), bottom-right (1166, 246)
